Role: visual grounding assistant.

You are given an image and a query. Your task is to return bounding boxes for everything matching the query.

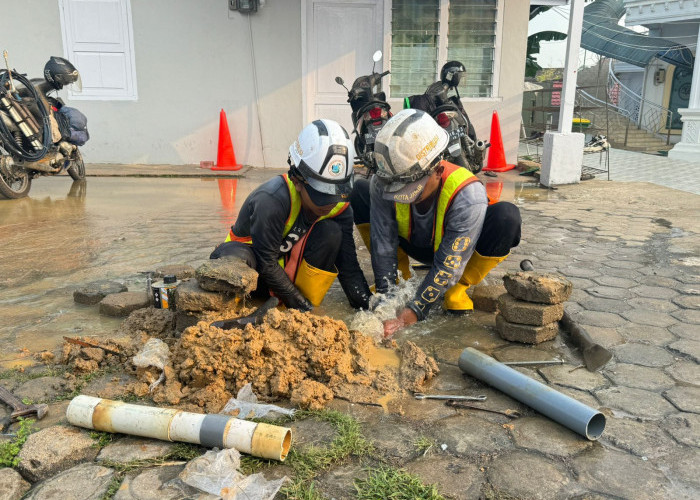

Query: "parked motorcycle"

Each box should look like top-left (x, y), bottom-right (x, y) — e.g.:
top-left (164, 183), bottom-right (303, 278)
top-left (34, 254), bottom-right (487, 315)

top-left (335, 51), bottom-right (391, 174)
top-left (0, 53), bottom-right (88, 199)
top-left (406, 61), bottom-right (489, 174)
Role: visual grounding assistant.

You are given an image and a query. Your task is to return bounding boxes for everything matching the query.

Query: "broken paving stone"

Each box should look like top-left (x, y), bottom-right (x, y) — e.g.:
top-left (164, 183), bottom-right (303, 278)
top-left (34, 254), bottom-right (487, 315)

top-left (572, 447), bottom-right (670, 500)
top-left (502, 271), bottom-right (572, 304)
top-left (604, 363), bottom-right (675, 392)
top-left (73, 280), bottom-right (127, 305)
top-left (195, 257), bottom-right (258, 294)
top-left (471, 284), bottom-right (506, 312)
top-left (432, 414), bottom-right (513, 456)
top-left (510, 416), bottom-right (593, 457)
top-left (486, 450), bottom-right (570, 500)
top-left (495, 314), bottom-right (558, 344)
top-left (665, 360), bottom-right (700, 387)
top-left (664, 385), bottom-right (700, 414)
top-left (13, 376), bottom-right (73, 403)
top-left (361, 418), bottom-right (422, 461)
top-left (114, 464), bottom-right (208, 500)
top-left (404, 456), bottom-right (484, 500)
top-left (538, 364), bottom-right (607, 392)
top-left (602, 416), bottom-right (675, 460)
top-left (594, 386), bottom-right (676, 419)
top-left (661, 413), bottom-right (700, 448)
top-left (659, 448), bottom-right (700, 492)
top-left (668, 339), bottom-right (700, 363)
top-left (23, 464), bottom-right (114, 500)
top-left (97, 437), bottom-right (178, 463)
top-left (0, 468), bottom-right (30, 500)
top-left (613, 343), bottom-right (675, 367)
top-left (17, 426), bottom-right (98, 482)
top-left (154, 264), bottom-right (195, 279)
top-left (172, 278), bottom-right (241, 313)
top-left (99, 291), bottom-right (150, 317)
top-left (498, 294), bottom-right (564, 326)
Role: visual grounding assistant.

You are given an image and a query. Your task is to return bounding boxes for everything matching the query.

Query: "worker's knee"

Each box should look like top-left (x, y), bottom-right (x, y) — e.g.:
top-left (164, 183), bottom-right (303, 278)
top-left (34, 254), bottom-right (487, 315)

top-left (303, 219), bottom-right (342, 271)
top-left (476, 202), bottom-right (521, 256)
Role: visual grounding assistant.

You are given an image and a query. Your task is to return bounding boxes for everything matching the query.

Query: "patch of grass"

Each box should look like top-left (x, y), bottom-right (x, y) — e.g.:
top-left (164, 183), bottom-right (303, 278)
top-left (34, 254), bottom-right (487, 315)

top-left (0, 365), bottom-right (66, 383)
top-left (167, 443), bottom-right (203, 461)
top-left (0, 418), bottom-right (35, 468)
top-left (413, 436), bottom-right (434, 456)
top-left (239, 455), bottom-right (276, 475)
top-left (282, 478), bottom-right (324, 500)
top-left (90, 431), bottom-right (116, 449)
top-left (100, 474), bottom-right (123, 500)
top-left (354, 466), bottom-right (445, 500)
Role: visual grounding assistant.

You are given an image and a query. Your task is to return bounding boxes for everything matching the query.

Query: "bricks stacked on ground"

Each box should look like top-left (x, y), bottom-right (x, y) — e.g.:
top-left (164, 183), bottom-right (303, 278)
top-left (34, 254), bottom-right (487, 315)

top-left (496, 271), bottom-right (573, 344)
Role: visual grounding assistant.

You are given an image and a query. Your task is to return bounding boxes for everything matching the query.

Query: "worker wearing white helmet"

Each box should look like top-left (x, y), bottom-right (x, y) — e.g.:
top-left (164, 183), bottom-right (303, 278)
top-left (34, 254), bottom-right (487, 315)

top-left (211, 119), bottom-right (371, 311)
top-left (351, 109), bottom-right (521, 337)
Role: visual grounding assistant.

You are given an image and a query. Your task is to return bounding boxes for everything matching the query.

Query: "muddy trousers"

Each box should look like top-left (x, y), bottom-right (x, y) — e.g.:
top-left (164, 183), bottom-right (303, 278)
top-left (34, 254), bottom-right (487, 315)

top-left (350, 178), bottom-right (522, 262)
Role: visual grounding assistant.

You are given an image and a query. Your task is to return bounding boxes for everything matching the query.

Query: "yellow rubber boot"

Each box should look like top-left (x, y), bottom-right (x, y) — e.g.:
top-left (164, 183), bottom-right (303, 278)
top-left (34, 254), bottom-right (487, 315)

top-left (294, 259), bottom-right (338, 307)
top-left (444, 252), bottom-right (508, 313)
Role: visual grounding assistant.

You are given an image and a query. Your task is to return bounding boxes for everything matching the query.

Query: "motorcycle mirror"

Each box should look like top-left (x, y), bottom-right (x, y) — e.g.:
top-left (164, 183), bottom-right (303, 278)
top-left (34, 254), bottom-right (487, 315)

top-left (372, 51), bottom-right (383, 63)
top-left (335, 76), bottom-right (344, 85)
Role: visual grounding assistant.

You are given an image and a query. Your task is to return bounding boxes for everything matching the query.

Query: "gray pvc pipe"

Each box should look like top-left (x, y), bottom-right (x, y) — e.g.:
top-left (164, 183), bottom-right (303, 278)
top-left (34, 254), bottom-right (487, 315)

top-left (458, 347), bottom-right (605, 440)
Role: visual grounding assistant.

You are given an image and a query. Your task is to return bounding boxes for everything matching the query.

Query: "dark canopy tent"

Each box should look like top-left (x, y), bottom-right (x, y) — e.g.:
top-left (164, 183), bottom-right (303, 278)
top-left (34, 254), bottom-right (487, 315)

top-left (581, 0), bottom-right (694, 70)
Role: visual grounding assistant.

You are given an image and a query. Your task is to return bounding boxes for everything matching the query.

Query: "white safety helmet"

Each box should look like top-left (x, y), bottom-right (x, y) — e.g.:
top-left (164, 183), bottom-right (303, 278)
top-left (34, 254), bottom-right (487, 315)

top-left (373, 109), bottom-right (449, 203)
top-left (289, 119), bottom-right (356, 205)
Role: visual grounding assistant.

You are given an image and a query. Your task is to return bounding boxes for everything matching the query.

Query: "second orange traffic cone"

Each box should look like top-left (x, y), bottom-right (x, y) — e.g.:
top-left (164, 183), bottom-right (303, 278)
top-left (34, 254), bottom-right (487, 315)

top-left (212, 109), bottom-right (242, 171)
top-left (483, 111), bottom-right (514, 172)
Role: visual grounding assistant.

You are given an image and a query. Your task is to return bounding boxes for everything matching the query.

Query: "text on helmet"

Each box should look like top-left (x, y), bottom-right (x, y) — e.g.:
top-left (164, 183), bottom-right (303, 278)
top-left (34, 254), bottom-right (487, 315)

top-left (416, 135), bottom-right (439, 161)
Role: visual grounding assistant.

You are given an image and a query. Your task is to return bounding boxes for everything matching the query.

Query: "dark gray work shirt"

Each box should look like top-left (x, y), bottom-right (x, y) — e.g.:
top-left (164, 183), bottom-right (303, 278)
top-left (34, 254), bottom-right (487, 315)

top-left (368, 174), bottom-right (488, 320)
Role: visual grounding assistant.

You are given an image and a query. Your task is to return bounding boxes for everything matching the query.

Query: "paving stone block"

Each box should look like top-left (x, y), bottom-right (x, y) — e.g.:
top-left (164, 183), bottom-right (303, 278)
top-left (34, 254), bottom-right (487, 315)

top-left (172, 279), bottom-right (240, 313)
top-left (572, 448), bottom-right (671, 500)
top-left (290, 418), bottom-right (337, 451)
top-left (99, 291), bottom-right (149, 317)
top-left (361, 418), bottom-right (422, 460)
top-left (669, 323), bottom-right (698, 340)
top-left (431, 414), bottom-right (513, 456)
top-left (665, 360), bottom-right (700, 387)
top-left (595, 386), bottom-right (676, 419)
top-left (538, 364), bottom-right (608, 392)
top-left (603, 260), bottom-right (645, 270)
top-left (676, 283), bottom-right (700, 296)
top-left (502, 272), bottom-right (572, 304)
top-left (97, 437), bottom-right (177, 463)
top-left (114, 464), bottom-right (206, 500)
top-left (14, 376), bottom-right (73, 403)
top-left (73, 280), bottom-right (128, 305)
top-left (630, 285), bottom-right (679, 300)
top-left (672, 294), bottom-right (700, 309)
top-left (404, 456), bottom-right (484, 500)
top-left (153, 264), bottom-right (195, 279)
top-left (599, 268), bottom-right (641, 281)
top-left (316, 463), bottom-right (368, 500)
top-left (570, 310), bottom-right (627, 328)
top-left (0, 468), bottom-right (30, 500)
top-left (660, 449), bottom-right (700, 493)
top-left (602, 416), bottom-right (675, 460)
top-left (664, 385), bottom-right (700, 414)
top-left (661, 413), bottom-right (700, 447)
top-left (627, 297), bottom-right (678, 313)
top-left (587, 285), bottom-right (635, 300)
top-left (498, 294), bottom-right (564, 326)
top-left (667, 339), bottom-right (700, 363)
top-left (509, 416), bottom-right (593, 457)
top-left (17, 426), bottom-right (98, 482)
top-left (576, 296), bottom-right (632, 314)
top-left (486, 450), bottom-right (570, 500)
top-left (195, 257), bottom-right (258, 294)
top-left (471, 284), bottom-right (506, 312)
top-left (495, 314), bottom-right (559, 344)
top-left (671, 309), bottom-right (700, 324)
top-left (24, 464), bottom-right (114, 500)
top-left (618, 324), bottom-right (675, 346)
top-left (613, 343), bottom-right (675, 367)
top-left (621, 309), bottom-right (678, 327)
top-left (604, 363), bottom-right (675, 391)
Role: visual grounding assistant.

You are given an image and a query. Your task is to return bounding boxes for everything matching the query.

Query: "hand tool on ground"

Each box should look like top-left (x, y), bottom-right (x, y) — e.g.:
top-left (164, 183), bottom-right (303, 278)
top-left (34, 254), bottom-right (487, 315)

top-left (446, 400), bottom-right (521, 418)
top-left (210, 296), bottom-right (280, 330)
top-left (519, 259), bottom-right (613, 372)
top-left (503, 359), bottom-right (564, 366)
top-left (63, 336), bottom-right (121, 356)
top-left (0, 386), bottom-right (48, 423)
top-left (414, 393), bottom-right (487, 401)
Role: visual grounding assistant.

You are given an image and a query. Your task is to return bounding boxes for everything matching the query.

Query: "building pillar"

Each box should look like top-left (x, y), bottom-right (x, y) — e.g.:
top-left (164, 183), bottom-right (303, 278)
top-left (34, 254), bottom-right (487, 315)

top-left (668, 24), bottom-right (700, 163)
top-left (540, 0), bottom-right (585, 187)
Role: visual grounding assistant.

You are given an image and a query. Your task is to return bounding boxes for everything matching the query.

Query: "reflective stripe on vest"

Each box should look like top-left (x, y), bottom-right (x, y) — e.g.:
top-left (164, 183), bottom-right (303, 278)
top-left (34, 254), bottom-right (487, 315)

top-left (396, 161), bottom-right (480, 252)
top-left (226, 174), bottom-right (348, 255)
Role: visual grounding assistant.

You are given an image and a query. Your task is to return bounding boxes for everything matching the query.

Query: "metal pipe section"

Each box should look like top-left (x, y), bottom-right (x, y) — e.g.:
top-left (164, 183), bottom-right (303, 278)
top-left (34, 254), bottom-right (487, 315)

top-left (67, 395), bottom-right (292, 461)
top-left (458, 348), bottom-right (605, 440)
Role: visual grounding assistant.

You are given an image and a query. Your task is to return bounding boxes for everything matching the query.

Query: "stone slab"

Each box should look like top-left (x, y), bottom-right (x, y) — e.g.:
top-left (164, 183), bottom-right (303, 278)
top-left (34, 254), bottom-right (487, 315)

top-left (114, 464), bottom-right (208, 500)
top-left (570, 310), bottom-right (627, 328)
top-left (660, 449), bottom-right (700, 493)
top-left (153, 264), bottom-right (195, 279)
top-left (576, 296), bottom-right (633, 314)
top-left (99, 291), bottom-right (150, 317)
top-left (495, 314), bottom-right (559, 344)
top-left (24, 464), bottom-right (114, 500)
top-left (316, 462), bottom-right (368, 500)
top-left (502, 271), bottom-right (572, 304)
top-left (669, 323), bottom-right (700, 340)
top-left (672, 294), bottom-right (700, 309)
top-left (289, 419), bottom-right (337, 451)
top-left (595, 386), bottom-right (676, 419)
top-left (498, 294), bottom-right (564, 326)
top-left (471, 284), bottom-right (506, 312)
top-left (664, 385), bottom-right (700, 414)
top-left (404, 456), bottom-right (484, 500)
top-left (73, 280), bottom-right (128, 305)
top-left (509, 416), bottom-right (593, 457)
top-left (602, 416), bottom-right (675, 460)
top-left (361, 418), bottom-right (422, 461)
top-left (627, 297), bottom-right (678, 313)
top-left (431, 414), bottom-right (513, 456)
top-left (668, 339), bottom-right (700, 363)
top-left (661, 413), bottom-right (700, 447)
top-left (665, 360), bottom-right (700, 386)
top-left (671, 308), bottom-right (700, 324)
top-left (486, 450), bottom-right (570, 499)
top-left (621, 309), bottom-right (678, 327)
top-left (613, 343), bottom-right (675, 367)
top-left (630, 285), bottom-right (679, 300)
top-left (538, 364), bottom-right (608, 392)
top-left (587, 285), bottom-right (635, 300)
top-left (195, 257), bottom-right (258, 294)
top-left (591, 275), bottom-right (638, 288)
top-left (18, 426), bottom-right (98, 482)
top-left (172, 279), bottom-right (240, 313)
top-left (604, 363), bottom-right (675, 392)
top-left (618, 324), bottom-right (676, 346)
top-left (14, 376), bottom-right (73, 403)
top-left (0, 468), bottom-right (30, 500)
top-left (97, 437), bottom-right (177, 463)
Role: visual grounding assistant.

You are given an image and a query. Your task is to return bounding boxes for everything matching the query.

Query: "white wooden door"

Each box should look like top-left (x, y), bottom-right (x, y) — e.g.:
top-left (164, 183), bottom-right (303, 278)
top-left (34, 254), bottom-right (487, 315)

top-left (304, 0), bottom-right (384, 133)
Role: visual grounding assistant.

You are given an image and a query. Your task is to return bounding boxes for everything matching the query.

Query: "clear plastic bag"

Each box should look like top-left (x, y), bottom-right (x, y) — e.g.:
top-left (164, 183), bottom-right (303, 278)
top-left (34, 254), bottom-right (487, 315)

top-left (221, 383), bottom-right (296, 419)
top-left (132, 338), bottom-right (170, 391)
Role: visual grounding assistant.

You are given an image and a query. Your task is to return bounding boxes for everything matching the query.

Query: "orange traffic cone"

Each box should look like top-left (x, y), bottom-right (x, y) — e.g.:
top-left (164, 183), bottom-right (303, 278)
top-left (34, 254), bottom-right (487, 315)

top-left (483, 111), bottom-right (515, 172)
top-left (211, 109), bottom-right (242, 171)
top-left (485, 181), bottom-right (503, 205)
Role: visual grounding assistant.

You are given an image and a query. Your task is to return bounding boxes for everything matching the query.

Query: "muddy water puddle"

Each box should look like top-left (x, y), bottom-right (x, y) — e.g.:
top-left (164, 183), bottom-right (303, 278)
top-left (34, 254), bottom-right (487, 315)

top-left (0, 174), bottom-right (549, 369)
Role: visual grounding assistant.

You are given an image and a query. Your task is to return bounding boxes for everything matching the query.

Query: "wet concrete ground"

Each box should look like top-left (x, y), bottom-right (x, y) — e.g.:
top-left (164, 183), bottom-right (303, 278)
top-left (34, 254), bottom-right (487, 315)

top-left (1, 167), bottom-right (699, 498)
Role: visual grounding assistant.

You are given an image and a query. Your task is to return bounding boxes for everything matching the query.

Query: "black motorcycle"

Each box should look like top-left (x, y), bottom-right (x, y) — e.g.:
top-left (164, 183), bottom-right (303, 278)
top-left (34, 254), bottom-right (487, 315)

top-left (0, 54), bottom-right (88, 199)
top-left (406, 61), bottom-right (489, 174)
top-left (335, 51), bottom-right (391, 174)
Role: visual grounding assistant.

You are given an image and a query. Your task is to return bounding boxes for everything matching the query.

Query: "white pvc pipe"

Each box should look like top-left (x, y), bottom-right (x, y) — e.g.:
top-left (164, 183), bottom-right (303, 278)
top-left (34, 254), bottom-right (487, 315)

top-left (67, 395), bottom-right (291, 461)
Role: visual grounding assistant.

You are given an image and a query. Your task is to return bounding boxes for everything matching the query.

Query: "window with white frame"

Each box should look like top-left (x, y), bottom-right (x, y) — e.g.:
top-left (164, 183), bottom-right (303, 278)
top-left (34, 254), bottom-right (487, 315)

top-left (58, 0), bottom-right (138, 100)
top-left (390, 0), bottom-right (498, 98)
